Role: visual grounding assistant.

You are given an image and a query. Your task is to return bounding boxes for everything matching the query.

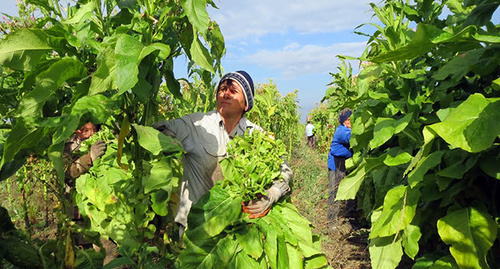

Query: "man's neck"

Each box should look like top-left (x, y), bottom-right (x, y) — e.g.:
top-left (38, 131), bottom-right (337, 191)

top-left (221, 114), bottom-right (242, 134)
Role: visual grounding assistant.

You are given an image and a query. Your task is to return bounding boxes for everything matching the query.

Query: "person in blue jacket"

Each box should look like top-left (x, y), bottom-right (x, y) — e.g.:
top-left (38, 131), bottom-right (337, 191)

top-left (327, 108), bottom-right (353, 229)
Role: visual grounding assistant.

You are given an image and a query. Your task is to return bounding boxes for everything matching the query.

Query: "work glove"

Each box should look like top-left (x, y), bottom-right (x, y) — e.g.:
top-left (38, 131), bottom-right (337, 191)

top-left (242, 186), bottom-right (281, 219)
top-left (89, 140), bottom-right (107, 162)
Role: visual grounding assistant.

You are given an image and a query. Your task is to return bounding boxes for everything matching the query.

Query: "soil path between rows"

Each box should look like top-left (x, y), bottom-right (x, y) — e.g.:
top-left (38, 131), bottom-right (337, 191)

top-left (289, 142), bottom-right (371, 268)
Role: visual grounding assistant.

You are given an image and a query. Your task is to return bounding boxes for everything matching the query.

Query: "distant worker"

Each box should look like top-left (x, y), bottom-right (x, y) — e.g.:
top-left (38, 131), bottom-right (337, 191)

top-left (305, 120), bottom-right (315, 147)
top-left (327, 108), bottom-right (354, 230)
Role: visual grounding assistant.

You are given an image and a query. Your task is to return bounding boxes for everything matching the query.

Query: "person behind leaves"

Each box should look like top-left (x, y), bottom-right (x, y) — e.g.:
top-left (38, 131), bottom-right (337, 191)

top-left (327, 108), bottom-right (354, 230)
top-left (64, 122), bottom-right (106, 180)
top-left (63, 122), bottom-right (119, 264)
top-left (153, 70), bottom-right (292, 235)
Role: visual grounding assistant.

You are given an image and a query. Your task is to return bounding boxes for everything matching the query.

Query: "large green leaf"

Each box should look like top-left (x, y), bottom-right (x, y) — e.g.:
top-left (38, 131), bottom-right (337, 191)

top-left (402, 224), bottom-right (421, 260)
top-left (0, 156), bottom-right (26, 182)
top-left (432, 49), bottom-right (484, 82)
top-left (113, 36), bottom-right (171, 96)
top-left (48, 142), bottom-right (64, 181)
top-left (16, 57), bottom-right (87, 118)
top-left (370, 24), bottom-right (478, 63)
top-left (370, 23), bottom-right (435, 62)
top-left (407, 151), bottom-right (444, 188)
top-left (0, 28), bottom-right (54, 71)
top-left (181, 0), bottom-right (209, 35)
top-left (383, 148), bottom-right (413, 166)
top-left (178, 233), bottom-right (239, 269)
top-left (115, 34), bottom-right (144, 93)
top-left (228, 250), bottom-right (263, 268)
top-left (187, 184), bottom-right (242, 237)
top-left (429, 94), bottom-right (500, 153)
top-left (437, 151), bottom-right (478, 179)
top-left (370, 185), bottom-right (420, 238)
top-left (143, 157), bottom-right (179, 193)
top-left (89, 48), bottom-right (117, 95)
top-left (370, 113), bottom-right (412, 149)
top-left (1, 120), bottom-right (45, 166)
top-left (279, 203), bottom-right (314, 248)
top-left (462, 1), bottom-right (500, 28)
top-left (150, 190), bottom-right (169, 216)
top-left (64, 1), bottom-right (97, 24)
top-left (235, 225), bottom-right (264, 260)
top-left (437, 207), bottom-right (497, 269)
top-left (403, 126), bottom-right (436, 178)
top-left (285, 244), bottom-right (303, 269)
top-left (132, 124), bottom-right (184, 155)
top-left (258, 220), bottom-right (278, 269)
top-left (369, 235), bottom-right (404, 269)
top-left (336, 156), bottom-right (385, 200)
top-left (191, 34), bottom-right (215, 73)
top-left (413, 255), bottom-right (459, 269)
top-left (52, 95), bottom-right (112, 145)
top-left (140, 43), bottom-right (171, 60)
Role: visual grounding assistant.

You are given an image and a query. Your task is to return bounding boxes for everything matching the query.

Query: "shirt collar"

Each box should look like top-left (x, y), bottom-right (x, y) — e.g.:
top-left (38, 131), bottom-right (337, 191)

top-left (215, 111), bottom-right (249, 138)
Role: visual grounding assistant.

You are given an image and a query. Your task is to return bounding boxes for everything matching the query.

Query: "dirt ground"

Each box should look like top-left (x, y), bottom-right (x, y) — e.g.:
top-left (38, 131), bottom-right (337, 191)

top-left (292, 191), bottom-right (371, 268)
top-left (289, 143), bottom-right (371, 268)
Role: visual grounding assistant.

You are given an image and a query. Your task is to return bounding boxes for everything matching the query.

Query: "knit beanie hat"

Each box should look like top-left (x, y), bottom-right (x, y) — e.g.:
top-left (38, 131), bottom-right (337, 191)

top-left (217, 70), bottom-right (255, 112)
top-left (339, 108), bottom-right (352, 124)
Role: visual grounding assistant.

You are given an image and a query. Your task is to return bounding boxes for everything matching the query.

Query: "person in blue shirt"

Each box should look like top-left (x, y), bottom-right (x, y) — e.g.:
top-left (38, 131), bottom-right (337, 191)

top-left (327, 108), bottom-right (353, 230)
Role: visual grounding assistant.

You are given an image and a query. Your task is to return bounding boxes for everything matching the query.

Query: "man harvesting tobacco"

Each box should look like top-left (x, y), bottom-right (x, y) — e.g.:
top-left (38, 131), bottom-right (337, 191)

top-left (327, 108), bottom-right (355, 230)
top-left (153, 71), bottom-right (292, 235)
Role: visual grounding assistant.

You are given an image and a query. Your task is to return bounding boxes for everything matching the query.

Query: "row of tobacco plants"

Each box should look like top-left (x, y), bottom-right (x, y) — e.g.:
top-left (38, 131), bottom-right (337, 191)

top-left (0, 0), bottom-right (305, 268)
top-left (321, 0), bottom-right (500, 268)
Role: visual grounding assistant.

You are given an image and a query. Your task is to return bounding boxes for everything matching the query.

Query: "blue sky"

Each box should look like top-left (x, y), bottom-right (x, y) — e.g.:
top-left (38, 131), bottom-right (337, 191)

top-left (205, 0), bottom-right (376, 122)
top-left (1, 0), bottom-right (376, 122)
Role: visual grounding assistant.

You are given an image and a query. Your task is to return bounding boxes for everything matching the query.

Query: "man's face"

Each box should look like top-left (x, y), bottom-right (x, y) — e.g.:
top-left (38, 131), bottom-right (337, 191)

top-left (216, 80), bottom-right (247, 118)
top-left (75, 122), bottom-right (96, 140)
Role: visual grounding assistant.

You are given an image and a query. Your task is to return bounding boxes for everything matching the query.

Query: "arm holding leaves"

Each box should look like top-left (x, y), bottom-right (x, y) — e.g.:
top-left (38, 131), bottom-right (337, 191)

top-left (244, 160), bottom-right (292, 218)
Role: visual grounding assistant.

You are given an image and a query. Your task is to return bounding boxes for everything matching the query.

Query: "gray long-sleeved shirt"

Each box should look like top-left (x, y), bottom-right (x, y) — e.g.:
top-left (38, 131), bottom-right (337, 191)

top-left (154, 110), bottom-right (292, 227)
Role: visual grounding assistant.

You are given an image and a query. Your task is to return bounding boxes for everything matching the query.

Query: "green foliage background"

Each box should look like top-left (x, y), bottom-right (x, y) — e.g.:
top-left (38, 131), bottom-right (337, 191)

top-left (0, 0), bottom-right (226, 267)
top-left (320, 0), bottom-right (500, 268)
top-left (0, 0), bottom-right (303, 267)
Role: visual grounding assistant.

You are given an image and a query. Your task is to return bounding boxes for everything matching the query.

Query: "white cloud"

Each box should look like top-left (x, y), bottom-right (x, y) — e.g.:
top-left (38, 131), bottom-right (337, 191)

top-left (244, 42), bottom-right (367, 77)
top-left (210, 0), bottom-right (374, 41)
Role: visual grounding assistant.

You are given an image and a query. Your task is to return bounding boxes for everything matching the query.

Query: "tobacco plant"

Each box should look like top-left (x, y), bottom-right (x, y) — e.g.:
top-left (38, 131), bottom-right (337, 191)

top-left (325, 0), bottom-right (500, 268)
top-left (0, 0), bottom-right (224, 266)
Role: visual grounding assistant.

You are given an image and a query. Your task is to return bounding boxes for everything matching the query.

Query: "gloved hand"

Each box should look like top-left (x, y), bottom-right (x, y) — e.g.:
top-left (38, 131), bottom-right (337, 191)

top-left (89, 140), bottom-right (107, 162)
top-left (242, 187), bottom-right (281, 219)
